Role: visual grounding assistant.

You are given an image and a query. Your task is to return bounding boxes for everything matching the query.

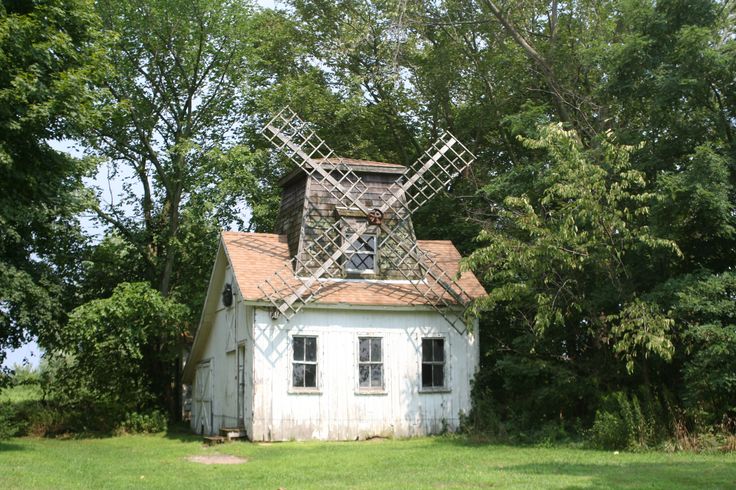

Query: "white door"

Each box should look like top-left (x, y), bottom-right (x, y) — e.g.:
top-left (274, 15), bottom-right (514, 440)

top-left (194, 361), bottom-right (212, 435)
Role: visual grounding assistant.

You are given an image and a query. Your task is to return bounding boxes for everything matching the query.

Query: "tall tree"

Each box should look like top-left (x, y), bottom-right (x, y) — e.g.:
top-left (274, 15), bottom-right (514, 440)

top-left (89, 0), bottom-right (258, 298)
top-left (0, 0), bottom-right (105, 372)
top-left (77, 0), bottom-right (276, 415)
top-left (453, 0), bottom-right (736, 432)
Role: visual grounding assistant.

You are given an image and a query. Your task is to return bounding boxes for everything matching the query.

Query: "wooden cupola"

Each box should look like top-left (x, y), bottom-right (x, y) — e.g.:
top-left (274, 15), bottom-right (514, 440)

top-left (274, 157), bottom-right (421, 280)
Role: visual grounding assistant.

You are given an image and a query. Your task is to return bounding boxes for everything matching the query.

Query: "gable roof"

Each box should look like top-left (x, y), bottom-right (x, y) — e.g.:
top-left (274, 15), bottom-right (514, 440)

top-left (183, 231), bottom-right (486, 383)
top-left (221, 231), bottom-right (486, 307)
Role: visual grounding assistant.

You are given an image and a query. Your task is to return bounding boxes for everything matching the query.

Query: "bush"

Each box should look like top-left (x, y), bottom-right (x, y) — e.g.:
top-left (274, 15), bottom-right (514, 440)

top-left (460, 388), bottom-right (504, 438)
top-left (590, 390), bottom-right (671, 450)
top-left (116, 410), bottom-right (168, 434)
top-left (0, 402), bottom-right (27, 439)
top-left (590, 409), bottom-right (627, 449)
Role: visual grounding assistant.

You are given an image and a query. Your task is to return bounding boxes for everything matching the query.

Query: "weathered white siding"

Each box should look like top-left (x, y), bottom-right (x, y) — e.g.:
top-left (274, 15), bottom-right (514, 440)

top-left (189, 266), bottom-right (254, 436)
top-left (251, 306), bottom-right (479, 441)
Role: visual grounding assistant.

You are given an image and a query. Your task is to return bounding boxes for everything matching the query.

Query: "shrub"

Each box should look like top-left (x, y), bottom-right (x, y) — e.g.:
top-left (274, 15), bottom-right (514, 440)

top-left (116, 410), bottom-right (168, 434)
top-left (460, 387), bottom-right (505, 440)
top-left (590, 409), bottom-right (627, 449)
top-left (0, 402), bottom-right (27, 439)
top-left (590, 390), bottom-right (671, 450)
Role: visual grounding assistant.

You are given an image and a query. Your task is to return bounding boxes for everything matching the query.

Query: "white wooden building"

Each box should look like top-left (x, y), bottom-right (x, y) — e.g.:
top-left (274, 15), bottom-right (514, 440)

top-left (182, 229), bottom-right (485, 440)
top-left (182, 119), bottom-right (486, 440)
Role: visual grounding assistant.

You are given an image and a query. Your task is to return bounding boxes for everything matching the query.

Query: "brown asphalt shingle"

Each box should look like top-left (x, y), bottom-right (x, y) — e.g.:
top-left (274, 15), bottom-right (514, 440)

top-left (221, 231), bottom-right (486, 307)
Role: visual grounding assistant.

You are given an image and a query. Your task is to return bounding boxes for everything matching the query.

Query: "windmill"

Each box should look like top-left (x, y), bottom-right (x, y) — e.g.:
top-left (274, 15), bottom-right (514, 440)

top-left (256, 107), bottom-right (476, 333)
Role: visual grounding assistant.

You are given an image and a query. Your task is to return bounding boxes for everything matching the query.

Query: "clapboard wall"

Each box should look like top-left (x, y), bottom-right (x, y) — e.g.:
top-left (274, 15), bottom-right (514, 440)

top-left (250, 306), bottom-right (479, 441)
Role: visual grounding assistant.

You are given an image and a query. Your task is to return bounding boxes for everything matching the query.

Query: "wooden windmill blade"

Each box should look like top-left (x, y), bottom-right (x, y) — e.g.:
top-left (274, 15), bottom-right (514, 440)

top-left (370, 131), bottom-right (477, 332)
top-left (380, 131), bottom-right (474, 213)
top-left (262, 107), bottom-right (368, 211)
top-left (257, 108), bottom-right (374, 319)
top-left (375, 225), bottom-right (475, 334)
top-left (257, 108), bottom-right (477, 328)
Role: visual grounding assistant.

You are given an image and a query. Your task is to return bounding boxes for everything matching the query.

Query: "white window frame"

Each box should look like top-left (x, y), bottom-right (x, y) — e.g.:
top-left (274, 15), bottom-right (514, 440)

top-left (344, 233), bottom-right (377, 275)
top-left (290, 334), bottom-right (320, 392)
top-left (357, 336), bottom-right (385, 393)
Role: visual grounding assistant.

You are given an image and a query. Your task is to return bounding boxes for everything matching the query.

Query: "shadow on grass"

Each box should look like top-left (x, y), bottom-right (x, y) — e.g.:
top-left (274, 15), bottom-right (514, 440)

top-left (0, 441), bottom-right (26, 452)
top-left (426, 434), bottom-right (544, 450)
top-left (505, 461), bottom-right (736, 489)
top-left (164, 423), bottom-right (205, 444)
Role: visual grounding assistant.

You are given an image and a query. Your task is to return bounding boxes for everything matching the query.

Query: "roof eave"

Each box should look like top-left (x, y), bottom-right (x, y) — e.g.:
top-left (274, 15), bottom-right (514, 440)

top-left (278, 161), bottom-right (407, 187)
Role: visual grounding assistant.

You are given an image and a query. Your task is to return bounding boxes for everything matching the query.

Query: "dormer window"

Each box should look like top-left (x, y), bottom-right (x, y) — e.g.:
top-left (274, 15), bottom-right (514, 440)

top-left (345, 234), bottom-right (376, 274)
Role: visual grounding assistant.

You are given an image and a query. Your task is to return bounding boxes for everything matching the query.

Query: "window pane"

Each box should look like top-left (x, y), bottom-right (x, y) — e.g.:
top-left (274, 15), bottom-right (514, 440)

top-left (359, 365), bottom-right (370, 387)
top-left (421, 363), bottom-right (432, 387)
top-left (371, 365), bottom-right (382, 387)
top-left (304, 364), bottom-right (317, 387)
top-left (305, 337), bottom-right (317, 362)
top-left (433, 339), bottom-right (444, 362)
top-left (359, 338), bottom-right (370, 362)
top-left (348, 253), bottom-right (372, 271)
top-left (371, 339), bottom-right (381, 362)
top-left (293, 337), bottom-right (304, 361)
top-left (293, 363), bottom-right (305, 387)
top-left (352, 236), bottom-right (375, 252)
top-left (422, 339), bottom-right (432, 362)
top-left (433, 364), bottom-right (444, 388)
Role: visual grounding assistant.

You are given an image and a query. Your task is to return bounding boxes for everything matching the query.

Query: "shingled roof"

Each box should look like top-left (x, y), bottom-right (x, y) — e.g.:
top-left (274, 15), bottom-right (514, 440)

top-left (278, 157), bottom-right (407, 186)
top-left (221, 231), bottom-right (486, 307)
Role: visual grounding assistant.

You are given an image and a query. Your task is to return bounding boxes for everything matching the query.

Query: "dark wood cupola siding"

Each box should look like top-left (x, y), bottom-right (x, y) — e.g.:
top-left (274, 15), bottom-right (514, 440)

top-left (274, 160), bottom-right (422, 281)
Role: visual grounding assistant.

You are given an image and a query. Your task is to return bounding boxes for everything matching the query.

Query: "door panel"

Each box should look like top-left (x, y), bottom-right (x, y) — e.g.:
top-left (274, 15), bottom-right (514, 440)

top-left (194, 361), bottom-right (212, 434)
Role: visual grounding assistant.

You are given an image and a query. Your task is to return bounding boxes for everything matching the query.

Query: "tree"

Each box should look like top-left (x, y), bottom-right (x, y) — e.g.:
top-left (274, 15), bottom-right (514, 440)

top-left (89, 0), bottom-right (258, 294)
top-left (451, 0), bottom-right (735, 433)
top-left (0, 0), bottom-right (105, 372)
top-left (51, 282), bottom-right (188, 420)
top-left (463, 124), bottom-right (679, 426)
top-left (75, 0), bottom-right (276, 416)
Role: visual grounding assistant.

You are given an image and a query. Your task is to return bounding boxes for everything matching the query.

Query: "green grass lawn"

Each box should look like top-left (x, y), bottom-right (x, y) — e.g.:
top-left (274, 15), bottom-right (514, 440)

top-left (1, 433), bottom-right (735, 489)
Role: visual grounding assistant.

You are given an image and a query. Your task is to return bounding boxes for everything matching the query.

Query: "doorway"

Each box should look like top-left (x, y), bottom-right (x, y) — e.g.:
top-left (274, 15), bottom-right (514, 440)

top-left (237, 343), bottom-right (246, 427)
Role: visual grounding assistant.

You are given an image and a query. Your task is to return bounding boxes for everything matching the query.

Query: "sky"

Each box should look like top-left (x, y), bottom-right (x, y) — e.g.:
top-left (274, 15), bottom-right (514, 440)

top-left (3, 0), bottom-right (280, 370)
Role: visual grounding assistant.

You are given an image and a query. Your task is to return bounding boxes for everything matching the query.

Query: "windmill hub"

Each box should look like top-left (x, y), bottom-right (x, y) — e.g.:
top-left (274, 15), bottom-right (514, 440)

top-left (367, 208), bottom-right (384, 225)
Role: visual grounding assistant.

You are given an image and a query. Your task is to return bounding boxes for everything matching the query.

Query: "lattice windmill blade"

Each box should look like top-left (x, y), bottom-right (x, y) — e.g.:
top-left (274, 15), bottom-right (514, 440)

top-left (256, 256), bottom-right (325, 321)
top-left (376, 131), bottom-right (475, 260)
top-left (257, 108), bottom-right (371, 318)
top-left (376, 226), bottom-right (474, 334)
top-left (380, 131), bottom-right (475, 214)
top-left (258, 107), bottom-right (477, 326)
top-left (262, 107), bottom-right (369, 211)
top-left (371, 131), bottom-right (476, 331)
top-left (268, 219), bottom-right (376, 319)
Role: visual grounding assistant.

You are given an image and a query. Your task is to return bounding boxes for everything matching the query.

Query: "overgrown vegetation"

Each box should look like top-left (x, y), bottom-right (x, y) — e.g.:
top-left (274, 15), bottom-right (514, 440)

top-left (1, 0), bottom-right (735, 449)
top-left (0, 363), bottom-right (170, 437)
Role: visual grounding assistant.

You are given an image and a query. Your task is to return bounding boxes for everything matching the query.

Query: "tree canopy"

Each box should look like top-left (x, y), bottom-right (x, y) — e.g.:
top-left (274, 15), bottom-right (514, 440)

top-left (0, 0), bottom-right (106, 371)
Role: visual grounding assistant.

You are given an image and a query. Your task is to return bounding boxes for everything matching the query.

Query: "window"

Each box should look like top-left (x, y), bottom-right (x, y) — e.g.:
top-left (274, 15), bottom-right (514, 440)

top-left (421, 338), bottom-right (445, 389)
top-left (345, 234), bottom-right (376, 273)
top-left (358, 337), bottom-right (383, 389)
top-left (292, 336), bottom-right (317, 388)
